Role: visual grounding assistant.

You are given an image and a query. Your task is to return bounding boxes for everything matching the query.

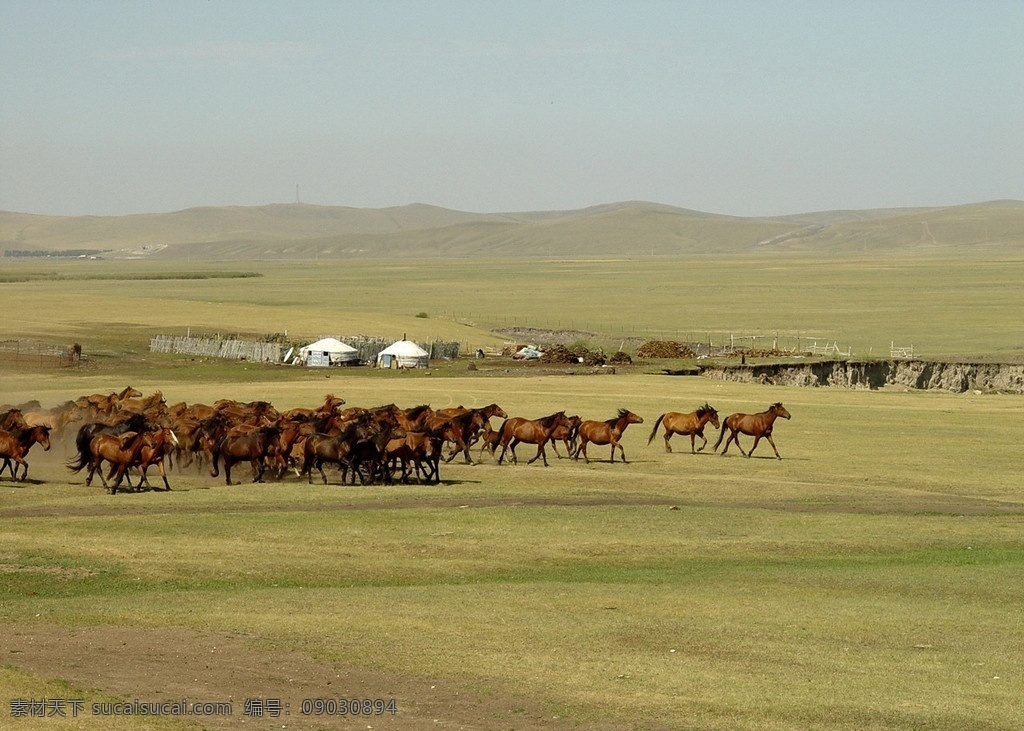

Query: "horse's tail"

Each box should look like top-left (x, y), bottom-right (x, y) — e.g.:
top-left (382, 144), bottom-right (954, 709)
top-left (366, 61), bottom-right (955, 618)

top-left (66, 436), bottom-right (92, 473)
top-left (495, 419), bottom-right (510, 446)
top-left (647, 414), bottom-right (666, 445)
top-left (712, 418), bottom-right (729, 452)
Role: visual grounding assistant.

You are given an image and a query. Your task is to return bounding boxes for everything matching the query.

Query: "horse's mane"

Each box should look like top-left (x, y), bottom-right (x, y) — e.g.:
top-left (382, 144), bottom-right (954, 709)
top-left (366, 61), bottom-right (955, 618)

top-left (605, 408), bottom-right (631, 425)
top-left (696, 404), bottom-right (715, 417)
top-left (539, 411), bottom-right (565, 426)
top-left (405, 404), bottom-right (432, 418)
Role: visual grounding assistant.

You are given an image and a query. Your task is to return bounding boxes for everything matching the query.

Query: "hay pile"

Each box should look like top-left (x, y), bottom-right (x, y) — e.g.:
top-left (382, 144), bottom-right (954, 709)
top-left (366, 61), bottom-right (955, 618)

top-left (636, 340), bottom-right (697, 359)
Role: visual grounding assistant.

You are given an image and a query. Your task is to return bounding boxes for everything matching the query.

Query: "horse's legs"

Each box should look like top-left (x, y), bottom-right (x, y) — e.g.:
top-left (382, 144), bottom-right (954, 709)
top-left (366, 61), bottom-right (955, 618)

top-left (764, 434), bottom-right (782, 459)
top-left (109, 465), bottom-right (128, 495)
top-left (156, 461), bottom-right (171, 490)
top-left (720, 431), bottom-right (743, 456)
top-left (548, 439), bottom-right (563, 459)
top-left (11, 457), bottom-right (27, 481)
top-left (576, 438), bottom-right (590, 463)
top-left (528, 442), bottom-right (549, 466)
top-left (617, 441), bottom-right (627, 464)
top-left (664, 431), bottom-right (673, 453)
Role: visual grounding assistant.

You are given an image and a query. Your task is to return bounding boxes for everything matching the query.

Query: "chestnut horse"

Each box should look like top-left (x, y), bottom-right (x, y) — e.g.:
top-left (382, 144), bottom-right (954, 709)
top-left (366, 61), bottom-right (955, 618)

top-left (713, 402), bottom-right (792, 459)
top-left (0, 425), bottom-right (52, 481)
top-left (647, 404), bottom-right (720, 453)
top-left (496, 411), bottom-right (569, 467)
top-left (573, 409), bottom-right (644, 464)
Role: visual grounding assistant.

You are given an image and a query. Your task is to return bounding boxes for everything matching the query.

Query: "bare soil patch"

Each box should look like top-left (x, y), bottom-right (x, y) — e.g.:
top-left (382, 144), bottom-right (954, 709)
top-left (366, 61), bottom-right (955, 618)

top-left (3, 622), bottom-right (633, 731)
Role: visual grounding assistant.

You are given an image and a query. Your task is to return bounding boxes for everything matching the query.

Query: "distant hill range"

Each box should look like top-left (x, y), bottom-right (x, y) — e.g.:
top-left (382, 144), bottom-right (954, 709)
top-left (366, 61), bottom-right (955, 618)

top-left (2, 200), bottom-right (1023, 260)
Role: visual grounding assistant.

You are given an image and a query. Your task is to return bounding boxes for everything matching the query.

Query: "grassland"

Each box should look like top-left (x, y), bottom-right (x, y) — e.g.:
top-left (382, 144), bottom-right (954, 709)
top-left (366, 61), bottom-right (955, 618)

top-left (1, 253), bottom-right (1023, 730)
top-left (2, 253), bottom-right (1024, 360)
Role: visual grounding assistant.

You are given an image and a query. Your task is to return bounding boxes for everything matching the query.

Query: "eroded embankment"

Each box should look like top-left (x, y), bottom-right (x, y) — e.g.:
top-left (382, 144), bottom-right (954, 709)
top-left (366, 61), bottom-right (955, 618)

top-left (699, 360), bottom-right (1024, 392)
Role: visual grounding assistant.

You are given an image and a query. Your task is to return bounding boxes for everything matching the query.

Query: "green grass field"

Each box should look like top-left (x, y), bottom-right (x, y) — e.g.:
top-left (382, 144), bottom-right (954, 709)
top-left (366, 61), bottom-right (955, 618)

top-left (2, 255), bottom-right (1023, 730)
top-left (2, 253), bottom-right (1023, 359)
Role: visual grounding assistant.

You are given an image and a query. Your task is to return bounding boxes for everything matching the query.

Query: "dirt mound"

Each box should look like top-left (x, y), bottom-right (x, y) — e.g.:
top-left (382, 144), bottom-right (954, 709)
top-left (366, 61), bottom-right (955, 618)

top-left (636, 340), bottom-right (697, 359)
top-left (539, 344), bottom-right (606, 366)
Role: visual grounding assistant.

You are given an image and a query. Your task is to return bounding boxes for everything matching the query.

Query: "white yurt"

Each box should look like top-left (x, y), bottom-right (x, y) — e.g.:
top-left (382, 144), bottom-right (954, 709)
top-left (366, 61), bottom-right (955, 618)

top-left (376, 340), bottom-right (429, 369)
top-left (298, 337), bottom-right (359, 366)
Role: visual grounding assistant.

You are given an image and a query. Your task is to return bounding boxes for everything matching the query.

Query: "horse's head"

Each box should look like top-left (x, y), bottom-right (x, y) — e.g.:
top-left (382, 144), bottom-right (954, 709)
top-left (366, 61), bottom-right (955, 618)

top-left (698, 404), bottom-right (720, 428)
top-left (619, 409), bottom-right (644, 425)
top-left (36, 426), bottom-right (52, 451)
top-left (771, 403), bottom-right (792, 420)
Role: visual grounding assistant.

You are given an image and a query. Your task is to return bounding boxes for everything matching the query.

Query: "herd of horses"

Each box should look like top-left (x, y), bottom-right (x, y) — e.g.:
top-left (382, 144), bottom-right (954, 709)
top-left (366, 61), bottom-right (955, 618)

top-left (0, 386), bottom-right (792, 493)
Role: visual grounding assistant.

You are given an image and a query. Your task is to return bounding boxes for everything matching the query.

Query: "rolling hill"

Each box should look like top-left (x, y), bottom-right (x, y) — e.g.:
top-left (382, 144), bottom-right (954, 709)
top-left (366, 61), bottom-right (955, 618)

top-left (1, 200), bottom-right (1022, 260)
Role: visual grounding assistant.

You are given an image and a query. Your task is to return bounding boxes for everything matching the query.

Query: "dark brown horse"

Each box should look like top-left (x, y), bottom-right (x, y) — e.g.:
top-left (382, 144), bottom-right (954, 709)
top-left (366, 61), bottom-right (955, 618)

top-left (496, 411), bottom-right (569, 467)
top-left (210, 425), bottom-right (281, 484)
top-left (713, 402), bottom-right (792, 459)
top-left (647, 404), bottom-right (720, 453)
top-left (573, 409), bottom-right (644, 464)
top-left (0, 425), bottom-right (52, 481)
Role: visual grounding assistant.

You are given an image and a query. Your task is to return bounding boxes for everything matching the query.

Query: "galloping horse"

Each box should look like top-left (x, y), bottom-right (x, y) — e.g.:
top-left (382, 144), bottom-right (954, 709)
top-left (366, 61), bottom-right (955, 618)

top-left (647, 404), bottom-right (720, 453)
top-left (496, 411), bottom-right (568, 467)
top-left (210, 425), bottom-right (281, 484)
top-left (68, 430), bottom-right (150, 494)
top-left (573, 409), bottom-right (644, 464)
top-left (0, 425), bottom-right (52, 481)
top-left (713, 403), bottom-right (791, 459)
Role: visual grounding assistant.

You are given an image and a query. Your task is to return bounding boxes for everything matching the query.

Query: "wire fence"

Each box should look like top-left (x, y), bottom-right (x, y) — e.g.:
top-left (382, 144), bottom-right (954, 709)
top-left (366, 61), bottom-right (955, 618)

top-left (0, 340), bottom-right (81, 368)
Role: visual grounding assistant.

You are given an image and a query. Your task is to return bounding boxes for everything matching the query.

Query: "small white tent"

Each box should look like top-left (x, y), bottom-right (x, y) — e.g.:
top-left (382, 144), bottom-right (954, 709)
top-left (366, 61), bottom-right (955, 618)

top-left (376, 340), bottom-right (429, 369)
top-left (298, 337), bottom-right (359, 366)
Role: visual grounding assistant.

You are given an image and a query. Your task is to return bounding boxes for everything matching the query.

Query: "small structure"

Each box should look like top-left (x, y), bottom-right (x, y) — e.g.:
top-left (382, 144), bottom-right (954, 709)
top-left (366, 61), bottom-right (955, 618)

top-left (298, 337), bottom-right (359, 367)
top-left (376, 340), bottom-right (429, 369)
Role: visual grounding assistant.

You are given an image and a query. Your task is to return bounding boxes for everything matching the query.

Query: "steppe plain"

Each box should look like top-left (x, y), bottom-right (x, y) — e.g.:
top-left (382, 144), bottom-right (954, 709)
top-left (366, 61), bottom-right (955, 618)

top-left (1, 201), bottom-right (1023, 730)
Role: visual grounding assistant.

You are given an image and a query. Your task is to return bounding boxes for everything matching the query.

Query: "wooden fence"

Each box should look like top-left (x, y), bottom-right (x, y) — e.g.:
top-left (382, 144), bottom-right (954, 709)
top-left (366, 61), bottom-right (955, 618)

top-left (149, 335), bottom-right (283, 362)
top-left (150, 335), bottom-right (462, 364)
top-left (891, 342), bottom-right (915, 359)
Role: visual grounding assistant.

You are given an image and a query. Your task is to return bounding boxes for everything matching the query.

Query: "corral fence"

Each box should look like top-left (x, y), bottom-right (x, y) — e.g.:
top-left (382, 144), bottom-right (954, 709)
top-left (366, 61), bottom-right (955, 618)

top-left (150, 335), bottom-right (283, 363)
top-left (891, 342), bottom-right (915, 359)
top-left (0, 339), bottom-right (81, 368)
top-left (808, 341), bottom-right (852, 357)
top-left (150, 334), bottom-right (462, 365)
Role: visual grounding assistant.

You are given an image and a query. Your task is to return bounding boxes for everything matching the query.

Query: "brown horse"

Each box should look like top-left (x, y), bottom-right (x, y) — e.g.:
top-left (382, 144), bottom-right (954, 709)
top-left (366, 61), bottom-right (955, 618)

top-left (713, 402), bottom-right (792, 459)
top-left (69, 431), bottom-right (150, 494)
top-left (546, 414), bottom-right (582, 458)
top-left (496, 411), bottom-right (569, 466)
top-left (573, 409), bottom-right (644, 464)
top-left (0, 425), bottom-right (52, 481)
top-left (210, 425), bottom-right (281, 484)
top-left (647, 404), bottom-right (720, 453)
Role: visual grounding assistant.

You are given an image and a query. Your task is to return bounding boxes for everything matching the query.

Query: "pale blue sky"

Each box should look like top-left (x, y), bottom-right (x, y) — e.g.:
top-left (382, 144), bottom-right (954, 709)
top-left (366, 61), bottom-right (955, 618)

top-left (2, 1), bottom-right (1022, 217)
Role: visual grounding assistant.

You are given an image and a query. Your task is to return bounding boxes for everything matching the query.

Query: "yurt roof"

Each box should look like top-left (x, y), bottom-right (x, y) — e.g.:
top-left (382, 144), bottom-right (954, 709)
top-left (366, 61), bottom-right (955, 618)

top-left (378, 340), bottom-right (429, 357)
top-left (300, 337), bottom-right (357, 354)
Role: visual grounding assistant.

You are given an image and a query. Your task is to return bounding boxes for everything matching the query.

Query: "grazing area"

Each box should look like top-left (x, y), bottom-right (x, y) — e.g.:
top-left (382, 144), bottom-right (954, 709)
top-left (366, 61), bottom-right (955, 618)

top-left (1, 251), bottom-right (1023, 730)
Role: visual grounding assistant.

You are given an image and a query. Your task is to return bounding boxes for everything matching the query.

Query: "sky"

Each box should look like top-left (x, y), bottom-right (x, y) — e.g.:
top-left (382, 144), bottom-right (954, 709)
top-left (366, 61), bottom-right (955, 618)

top-left (2, 1), bottom-right (1023, 218)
